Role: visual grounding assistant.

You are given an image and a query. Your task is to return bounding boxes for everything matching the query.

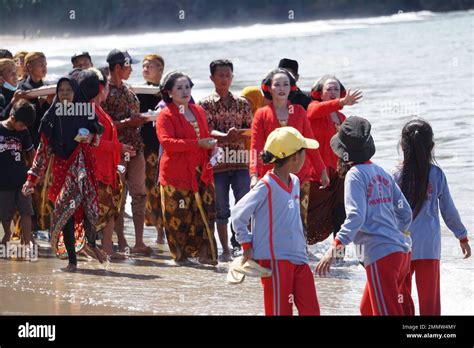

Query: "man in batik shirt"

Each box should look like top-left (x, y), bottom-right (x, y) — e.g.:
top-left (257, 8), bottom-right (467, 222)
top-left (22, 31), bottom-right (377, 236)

top-left (199, 59), bottom-right (252, 261)
top-left (102, 49), bottom-right (151, 255)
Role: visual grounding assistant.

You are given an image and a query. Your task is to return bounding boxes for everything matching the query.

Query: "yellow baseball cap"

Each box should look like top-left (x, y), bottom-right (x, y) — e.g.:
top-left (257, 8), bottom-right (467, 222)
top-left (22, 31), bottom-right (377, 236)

top-left (264, 126), bottom-right (319, 162)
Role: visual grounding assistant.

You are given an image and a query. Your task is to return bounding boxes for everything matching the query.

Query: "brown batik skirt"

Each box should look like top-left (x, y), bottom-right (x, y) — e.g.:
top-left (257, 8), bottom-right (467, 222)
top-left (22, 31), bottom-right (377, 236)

top-left (144, 148), bottom-right (164, 230)
top-left (306, 168), bottom-right (345, 245)
top-left (32, 167), bottom-right (54, 231)
top-left (160, 173), bottom-right (218, 262)
top-left (96, 173), bottom-right (124, 232)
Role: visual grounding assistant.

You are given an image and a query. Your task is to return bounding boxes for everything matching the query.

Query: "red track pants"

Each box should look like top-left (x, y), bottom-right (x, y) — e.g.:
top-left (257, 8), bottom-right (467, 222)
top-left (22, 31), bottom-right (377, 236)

top-left (259, 260), bottom-right (320, 316)
top-left (360, 252), bottom-right (414, 316)
top-left (409, 259), bottom-right (441, 315)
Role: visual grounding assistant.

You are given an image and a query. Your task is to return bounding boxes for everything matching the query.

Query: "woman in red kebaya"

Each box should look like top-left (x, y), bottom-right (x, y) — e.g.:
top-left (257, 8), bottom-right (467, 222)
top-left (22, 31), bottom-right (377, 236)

top-left (250, 68), bottom-right (329, 238)
top-left (88, 68), bottom-right (135, 260)
top-left (306, 75), bottom-right (362, 249)
top-left (156, 71), bottom-right (218, 266)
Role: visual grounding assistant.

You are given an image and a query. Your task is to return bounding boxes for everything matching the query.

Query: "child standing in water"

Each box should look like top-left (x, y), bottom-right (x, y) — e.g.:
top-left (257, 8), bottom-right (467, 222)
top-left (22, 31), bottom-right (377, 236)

top-left (23, 74), bottom-right (106, 272)
top-left (316, 116), bottom-right (414, 316)
top-left (0, 100), bottom-right (36, 256)
top-left (394, 119), bottom-right (470, 315)
top-left (232, 127), bottom-right (320, 316)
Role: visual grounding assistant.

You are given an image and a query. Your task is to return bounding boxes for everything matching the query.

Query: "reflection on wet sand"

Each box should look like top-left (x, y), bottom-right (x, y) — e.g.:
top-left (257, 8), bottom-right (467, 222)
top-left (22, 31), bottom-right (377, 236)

top-left (0, 218), bottom-right (365, 315)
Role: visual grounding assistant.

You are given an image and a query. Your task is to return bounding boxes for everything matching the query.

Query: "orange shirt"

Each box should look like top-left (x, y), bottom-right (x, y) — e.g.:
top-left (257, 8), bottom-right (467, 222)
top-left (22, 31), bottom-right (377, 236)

top-left (307, 99), bottom-right (346, 171)
top-left (250, 102), bottom-right (326, 183)
top-left (156, 102), bottom-right (213, 192)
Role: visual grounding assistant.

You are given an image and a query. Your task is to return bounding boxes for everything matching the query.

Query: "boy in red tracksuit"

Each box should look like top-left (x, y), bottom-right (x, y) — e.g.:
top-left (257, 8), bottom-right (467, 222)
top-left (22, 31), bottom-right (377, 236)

top-left (316, 116), bottom-right (414, 316)
top-left (232, 127), bottom-right (321, 316)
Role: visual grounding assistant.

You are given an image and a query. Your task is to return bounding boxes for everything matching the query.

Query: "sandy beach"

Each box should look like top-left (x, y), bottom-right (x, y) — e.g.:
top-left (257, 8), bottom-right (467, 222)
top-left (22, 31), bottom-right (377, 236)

top-left (1, 10), bottom-right (473, 317)
top-left (0, 207), bottom-right (368, 315)
top-left (2, 214), bottom-right (471, 315)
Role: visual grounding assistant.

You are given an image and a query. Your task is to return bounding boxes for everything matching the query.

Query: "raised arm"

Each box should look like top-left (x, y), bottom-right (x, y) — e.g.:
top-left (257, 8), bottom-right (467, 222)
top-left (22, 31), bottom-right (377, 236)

top-left (307, 100), bottom-right (342, 120)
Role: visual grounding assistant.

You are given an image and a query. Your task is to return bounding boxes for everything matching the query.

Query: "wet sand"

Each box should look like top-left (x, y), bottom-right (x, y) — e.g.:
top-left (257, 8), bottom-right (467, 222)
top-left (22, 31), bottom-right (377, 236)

top-left (1, 190), bottom-right (470, 315)
top-left (0, 218), bottom-right (365, 315)
top-left (2, 10), bottom-right (473, 316)
top-left (2, 211), bottom-right (473, 315)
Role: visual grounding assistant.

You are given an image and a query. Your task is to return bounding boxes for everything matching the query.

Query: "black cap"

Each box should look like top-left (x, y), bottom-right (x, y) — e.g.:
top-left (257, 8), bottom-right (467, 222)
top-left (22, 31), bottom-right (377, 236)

top-left (278, 58), bottom-right (299, 75)
top-left (0, 49), bottom-right (13, 59)
top-left (330, 116), bottom-right (376, 163)
top-left (106, 49), bottom-right (136, 66)
top-left (71, 51), bottom-right (91, 64)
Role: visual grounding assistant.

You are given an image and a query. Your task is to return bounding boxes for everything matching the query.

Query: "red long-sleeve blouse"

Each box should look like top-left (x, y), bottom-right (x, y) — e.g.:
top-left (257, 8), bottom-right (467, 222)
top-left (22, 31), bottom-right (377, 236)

top-left (92, 105), bottom-right (122, 188)
top-left (156, 102), bottom-right (213, 192)
top-left (250, 102), bottom-right (326, 183)
top-left (307, 99), bottom-right (346, 171)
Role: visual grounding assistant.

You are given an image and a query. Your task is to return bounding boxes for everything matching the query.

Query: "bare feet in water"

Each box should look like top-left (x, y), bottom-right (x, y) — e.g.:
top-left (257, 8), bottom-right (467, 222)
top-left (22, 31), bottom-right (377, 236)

top-left (102, 245), bottom-right (127, 260)
top-left (83, 244), bottom-right (107, 263)
top-left (155, 236), bottom-right (166, 245)
top-left (104, 249), bottom-right (127, 260)
top-left (118, 245), bottom-right (131, 253)
top-left (198, 256), bottom-right (218, 266)
top-left (218, 251), bottom-right (233, 262)
top-left (61, 263), bottom-right (77, 272)
top-left (156, 228), bottom-right (166, 244)
top-left (174, 258), bottom-right (192, 266)
top-left (131, 244), bottom-right (153, 255)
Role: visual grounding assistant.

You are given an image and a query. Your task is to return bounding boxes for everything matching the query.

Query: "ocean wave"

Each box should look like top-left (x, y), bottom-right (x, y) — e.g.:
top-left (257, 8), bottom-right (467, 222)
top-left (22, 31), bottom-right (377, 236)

top-left (2, 11), bottom-right (438, 55)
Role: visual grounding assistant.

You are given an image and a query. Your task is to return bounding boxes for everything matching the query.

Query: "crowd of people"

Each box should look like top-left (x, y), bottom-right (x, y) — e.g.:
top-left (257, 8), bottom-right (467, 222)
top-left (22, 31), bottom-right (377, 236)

top-left (0, 47), bottom-right (471, 316)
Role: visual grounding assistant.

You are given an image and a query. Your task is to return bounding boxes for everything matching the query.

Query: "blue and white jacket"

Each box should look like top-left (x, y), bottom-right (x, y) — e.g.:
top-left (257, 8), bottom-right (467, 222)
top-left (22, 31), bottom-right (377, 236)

top-left (335, 162), bottom-right (413, 266)
top-left (231, 171), bottom-right (308, 265)
top-left (393, 164), bottom-right (468, 260)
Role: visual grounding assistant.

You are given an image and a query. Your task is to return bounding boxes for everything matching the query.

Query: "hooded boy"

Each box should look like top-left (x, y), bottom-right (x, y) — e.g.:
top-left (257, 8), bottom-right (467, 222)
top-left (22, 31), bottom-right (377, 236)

top-left (316, 116), bottom-right (414, 316)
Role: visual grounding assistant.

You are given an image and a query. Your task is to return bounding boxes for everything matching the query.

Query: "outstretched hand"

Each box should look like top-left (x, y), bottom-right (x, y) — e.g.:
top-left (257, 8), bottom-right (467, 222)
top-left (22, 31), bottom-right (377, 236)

top-left (198, 137), bottom-right (217, 149)
top-left (342, 89), bottom-right (363, 106)
top-left (127, 115), bottom-right (149, 127)
top-left (315, 245), bottom-right (336, 277)
top-left (11, 90), bottom-right (29, 104)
